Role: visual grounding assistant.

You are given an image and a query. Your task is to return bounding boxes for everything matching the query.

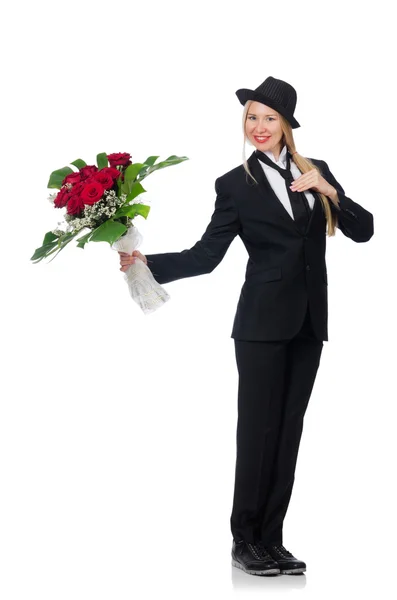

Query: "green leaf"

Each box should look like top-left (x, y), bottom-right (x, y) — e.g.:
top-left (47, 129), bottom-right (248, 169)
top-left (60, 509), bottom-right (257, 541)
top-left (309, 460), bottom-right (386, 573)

top-left (126, 182), bottom-right (146, 202)
top-left (113, 203), bottom-right (150, 220)
top-left (70, 159), bottom-right (87, 170)
top-left (42, 231), bottom-right (58, 245)
top-left (120, 179), bottom-right (134, 196)
top-left (135, 204), bottom-right (150, 219)
top-left (124, 163), bottom-right (144, 182)
top-left (154, 155), bottom-right (189, 169)
top-left (47, 167), bottom-right (74, 189)
top-left (138, 165), bottom-right (150, 178)
top-left (45, 230), bottom-right (82, 263)
top-left (113, 206), bottom-right (134, 219)
top-left (76, 231), bottom-right (93, 249)
top-left (30, 241), bottom-right (59, 261)
top-left (30, 230), bottom-right (82, 263)
top-left (143, 155), bottom-right (160, 166)
top-left (137, 156), bottom-right (160, 178)
top-left (89, 220), bottom-right (127, 245)
top-left (97, 152), bottom-right (108, 169)
top-left (131, 204), bottom-right (150, 219)
top-left (116, 176), bottom-right (123, 195)
top-left (138, 155), bottom-right (189, 181)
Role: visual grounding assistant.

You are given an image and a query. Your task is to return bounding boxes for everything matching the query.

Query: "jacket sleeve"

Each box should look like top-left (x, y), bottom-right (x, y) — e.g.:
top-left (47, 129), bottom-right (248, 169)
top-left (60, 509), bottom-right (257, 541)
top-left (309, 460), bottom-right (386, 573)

top-left (321, 160), bottom-right (374, 242)
top-left (145, 176), bottom-right (241, 284)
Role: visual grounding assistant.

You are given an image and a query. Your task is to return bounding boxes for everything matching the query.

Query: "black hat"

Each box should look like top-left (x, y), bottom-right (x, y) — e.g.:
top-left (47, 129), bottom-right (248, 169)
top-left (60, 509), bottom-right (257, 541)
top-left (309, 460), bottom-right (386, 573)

top-left (235, 76), bottom-right (300, 129)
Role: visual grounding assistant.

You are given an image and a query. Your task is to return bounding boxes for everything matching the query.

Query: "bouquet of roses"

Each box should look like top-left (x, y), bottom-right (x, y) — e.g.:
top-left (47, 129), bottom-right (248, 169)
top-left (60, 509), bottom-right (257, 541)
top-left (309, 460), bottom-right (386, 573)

top-left (30, 151), bottom-right (188, 313)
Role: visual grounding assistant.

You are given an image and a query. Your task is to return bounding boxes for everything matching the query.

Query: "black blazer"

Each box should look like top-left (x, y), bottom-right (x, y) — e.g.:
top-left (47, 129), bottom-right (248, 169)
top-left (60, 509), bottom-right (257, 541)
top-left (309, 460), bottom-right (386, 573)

top-left (145, 150), bottom-right (374, 341)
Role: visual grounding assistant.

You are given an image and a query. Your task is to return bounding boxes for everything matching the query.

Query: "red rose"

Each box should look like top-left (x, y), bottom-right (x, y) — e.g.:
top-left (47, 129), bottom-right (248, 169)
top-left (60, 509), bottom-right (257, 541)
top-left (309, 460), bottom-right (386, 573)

top-left (92, 171), bottom-right (114, 190)
top-left (54, 187), bottom-right (70, 208)
top-left (100, 167), bottom-right (122, 180)
top-left (80, 181), bottom-right (104, 205)
top-left (80, 165), bottom-right (98, 181)
top-left (67, 193), bottom-right (85, 215)
top-left (62, 172), bottom-right (82, 186)
top-left (66, 182), bottom-right (86, 215)
top-left (69, 182), bottom-right (86, 197)
top-left (107, 152), bottom-right (132, 168)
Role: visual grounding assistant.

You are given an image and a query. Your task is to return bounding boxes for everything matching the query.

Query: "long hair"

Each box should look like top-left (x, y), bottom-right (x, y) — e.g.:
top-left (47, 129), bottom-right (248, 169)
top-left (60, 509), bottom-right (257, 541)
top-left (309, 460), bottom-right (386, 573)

top-left (241, 100), bottom-right (338, 236)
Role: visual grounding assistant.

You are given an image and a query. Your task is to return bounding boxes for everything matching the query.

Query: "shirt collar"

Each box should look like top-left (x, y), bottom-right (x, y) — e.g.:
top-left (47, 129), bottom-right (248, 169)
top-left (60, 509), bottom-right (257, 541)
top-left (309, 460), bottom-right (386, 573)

top-left (262, 144), bottom-right (288, 168)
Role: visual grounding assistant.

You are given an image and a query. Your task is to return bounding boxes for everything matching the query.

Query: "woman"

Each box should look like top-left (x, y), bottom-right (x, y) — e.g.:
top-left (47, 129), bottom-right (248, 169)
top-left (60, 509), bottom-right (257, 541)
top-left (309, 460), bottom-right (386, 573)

top-left (118, 76), bottom-right (374, 577)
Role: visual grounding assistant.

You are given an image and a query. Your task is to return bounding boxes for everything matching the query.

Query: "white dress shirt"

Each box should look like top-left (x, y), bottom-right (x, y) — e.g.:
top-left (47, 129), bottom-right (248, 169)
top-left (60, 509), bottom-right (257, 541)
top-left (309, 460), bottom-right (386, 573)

top-left (257, 145), bottom-right (315, 221)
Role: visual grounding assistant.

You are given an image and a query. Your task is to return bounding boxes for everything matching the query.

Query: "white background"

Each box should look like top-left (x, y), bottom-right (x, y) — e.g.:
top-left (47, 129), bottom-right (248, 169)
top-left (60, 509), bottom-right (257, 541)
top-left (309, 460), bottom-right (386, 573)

top-left (1, 0), bottom-right (396, 598)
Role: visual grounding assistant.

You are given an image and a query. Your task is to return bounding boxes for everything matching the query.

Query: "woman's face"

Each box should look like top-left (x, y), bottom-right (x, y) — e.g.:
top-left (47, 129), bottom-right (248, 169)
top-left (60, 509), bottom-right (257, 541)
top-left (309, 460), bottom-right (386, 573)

top-left (245, 101), bottom-right (284, 153)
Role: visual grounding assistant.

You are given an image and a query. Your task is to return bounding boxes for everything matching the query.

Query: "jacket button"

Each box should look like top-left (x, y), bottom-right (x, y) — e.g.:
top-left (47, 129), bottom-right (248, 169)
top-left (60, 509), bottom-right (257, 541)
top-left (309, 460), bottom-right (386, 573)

top-left (306, 265), bottom-right (311, 271)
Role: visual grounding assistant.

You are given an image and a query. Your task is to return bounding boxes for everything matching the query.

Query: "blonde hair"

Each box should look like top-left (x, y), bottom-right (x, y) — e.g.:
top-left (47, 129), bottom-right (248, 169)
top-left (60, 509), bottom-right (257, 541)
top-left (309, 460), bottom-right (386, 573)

top-left (241, 100), bottom-right (338, 236)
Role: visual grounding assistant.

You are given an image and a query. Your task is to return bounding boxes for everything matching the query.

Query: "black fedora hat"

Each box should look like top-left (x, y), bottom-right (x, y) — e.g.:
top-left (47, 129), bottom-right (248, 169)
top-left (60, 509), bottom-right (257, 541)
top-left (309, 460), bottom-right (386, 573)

top-left (235, 76), bottom-right (300, 129)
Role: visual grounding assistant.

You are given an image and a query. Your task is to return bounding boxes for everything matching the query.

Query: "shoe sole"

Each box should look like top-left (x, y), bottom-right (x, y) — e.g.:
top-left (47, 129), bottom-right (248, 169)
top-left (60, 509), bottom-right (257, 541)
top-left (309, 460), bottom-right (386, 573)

top-left (280, 567), bottom-right (306, 574)
top-left (232, 558), bottom-right (280, 576)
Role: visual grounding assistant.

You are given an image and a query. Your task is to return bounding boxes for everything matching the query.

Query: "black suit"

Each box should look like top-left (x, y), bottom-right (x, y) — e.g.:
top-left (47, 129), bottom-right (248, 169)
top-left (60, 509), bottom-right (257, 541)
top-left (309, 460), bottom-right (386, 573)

top-left (145, 150), bottom-right (374, 545)
top-left (146, 150), bottom-right (374, 341)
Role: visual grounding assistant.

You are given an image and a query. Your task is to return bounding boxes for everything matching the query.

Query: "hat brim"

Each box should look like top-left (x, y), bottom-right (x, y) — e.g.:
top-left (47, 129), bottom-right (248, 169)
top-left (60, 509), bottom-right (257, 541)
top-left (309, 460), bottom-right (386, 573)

top-left (235, 88), bottom-right (300, 129)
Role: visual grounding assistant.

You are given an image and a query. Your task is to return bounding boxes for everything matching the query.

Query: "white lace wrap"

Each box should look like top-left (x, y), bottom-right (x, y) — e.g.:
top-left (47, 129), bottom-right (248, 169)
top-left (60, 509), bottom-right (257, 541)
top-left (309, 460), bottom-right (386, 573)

top-left (111, 225), bottom-right (170, 314)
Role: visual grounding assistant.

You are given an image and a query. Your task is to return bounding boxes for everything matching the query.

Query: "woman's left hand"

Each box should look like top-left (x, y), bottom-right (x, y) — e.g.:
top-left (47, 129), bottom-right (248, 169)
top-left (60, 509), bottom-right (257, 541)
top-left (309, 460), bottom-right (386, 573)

top-left (290, 169), bottom-right (336, 197)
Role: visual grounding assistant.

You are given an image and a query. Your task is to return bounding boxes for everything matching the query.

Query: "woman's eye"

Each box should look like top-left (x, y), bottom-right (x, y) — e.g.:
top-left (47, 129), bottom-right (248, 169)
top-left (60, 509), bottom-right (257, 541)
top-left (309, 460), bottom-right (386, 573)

top-left (248, 116), bottom-right (274, 121)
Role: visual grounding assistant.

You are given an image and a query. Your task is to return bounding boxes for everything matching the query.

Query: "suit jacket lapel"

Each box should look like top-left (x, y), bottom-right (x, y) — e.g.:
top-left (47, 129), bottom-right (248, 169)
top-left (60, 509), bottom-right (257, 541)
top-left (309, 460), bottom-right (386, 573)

top-left (247, 150), bottom-right (319, 235)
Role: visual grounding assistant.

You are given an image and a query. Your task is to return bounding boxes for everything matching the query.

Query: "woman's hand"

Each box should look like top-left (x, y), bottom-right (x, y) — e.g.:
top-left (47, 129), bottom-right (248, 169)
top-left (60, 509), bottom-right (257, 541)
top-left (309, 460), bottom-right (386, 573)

top-left (290, 169), bottom-right (336, 198)
top-left (118, 250), bottom-right (148, 272)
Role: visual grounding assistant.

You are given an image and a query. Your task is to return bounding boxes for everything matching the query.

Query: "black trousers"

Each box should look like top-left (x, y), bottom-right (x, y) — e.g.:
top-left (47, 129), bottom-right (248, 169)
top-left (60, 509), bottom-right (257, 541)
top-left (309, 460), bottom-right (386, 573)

top-left (230, 304), bottom-right (323, 545)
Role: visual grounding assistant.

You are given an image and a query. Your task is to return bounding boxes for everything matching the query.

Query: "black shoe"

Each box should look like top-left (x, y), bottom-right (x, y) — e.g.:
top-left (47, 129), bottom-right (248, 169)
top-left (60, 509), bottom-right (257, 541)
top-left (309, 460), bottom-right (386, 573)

top-left (264, 544), bottom-right (306, 574)
top-left (231, 540), bottom-right (281, 576)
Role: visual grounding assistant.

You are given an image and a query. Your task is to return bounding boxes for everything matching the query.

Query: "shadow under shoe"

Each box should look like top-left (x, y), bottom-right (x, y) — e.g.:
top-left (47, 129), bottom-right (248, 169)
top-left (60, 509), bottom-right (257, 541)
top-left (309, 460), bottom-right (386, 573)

top-left (264, 544), bottom-right (306, 574)
top-left (231, 540), bottom-right (281, 576)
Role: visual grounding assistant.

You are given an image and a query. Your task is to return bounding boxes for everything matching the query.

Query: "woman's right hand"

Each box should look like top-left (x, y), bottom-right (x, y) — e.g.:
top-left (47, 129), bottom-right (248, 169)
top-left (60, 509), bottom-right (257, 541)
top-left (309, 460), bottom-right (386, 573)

top-left (118, 250), bottom-right (148, 272)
